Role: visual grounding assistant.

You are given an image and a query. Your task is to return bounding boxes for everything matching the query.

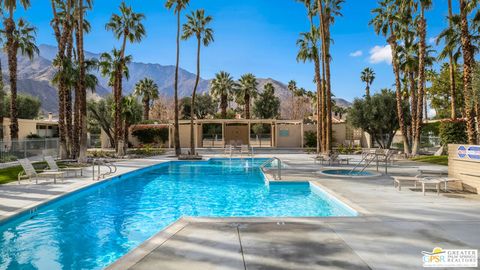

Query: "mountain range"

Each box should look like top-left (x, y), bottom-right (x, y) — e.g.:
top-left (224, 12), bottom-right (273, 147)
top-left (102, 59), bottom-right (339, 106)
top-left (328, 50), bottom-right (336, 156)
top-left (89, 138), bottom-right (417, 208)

top-left (0, 44), bottom-right (351, 114)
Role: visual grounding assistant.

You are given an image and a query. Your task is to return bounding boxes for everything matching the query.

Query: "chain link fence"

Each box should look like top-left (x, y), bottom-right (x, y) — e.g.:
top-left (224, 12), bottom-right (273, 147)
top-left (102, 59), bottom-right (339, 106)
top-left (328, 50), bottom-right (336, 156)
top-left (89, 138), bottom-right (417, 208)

top-left (0, 138), bottom-right (60, 165)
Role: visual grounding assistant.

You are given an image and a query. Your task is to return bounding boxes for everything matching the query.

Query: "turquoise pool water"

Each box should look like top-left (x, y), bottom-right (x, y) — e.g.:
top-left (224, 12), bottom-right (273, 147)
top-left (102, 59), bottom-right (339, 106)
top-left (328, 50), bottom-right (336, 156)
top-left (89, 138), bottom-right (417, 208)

top-left (0, 158), bottom-right (356, 270)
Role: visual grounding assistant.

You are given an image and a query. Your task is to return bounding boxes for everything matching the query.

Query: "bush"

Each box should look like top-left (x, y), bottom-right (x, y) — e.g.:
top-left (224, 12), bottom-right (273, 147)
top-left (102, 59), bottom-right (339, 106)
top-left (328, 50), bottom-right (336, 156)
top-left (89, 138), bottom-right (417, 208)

top-left (131, 125), bottom-right (169, 145)
top-left (439, 119), bottom-right (467, 147)
top-left (304, 131), bottom-right (317, 148)
top-left (26, 133), bottom-right (42, 139)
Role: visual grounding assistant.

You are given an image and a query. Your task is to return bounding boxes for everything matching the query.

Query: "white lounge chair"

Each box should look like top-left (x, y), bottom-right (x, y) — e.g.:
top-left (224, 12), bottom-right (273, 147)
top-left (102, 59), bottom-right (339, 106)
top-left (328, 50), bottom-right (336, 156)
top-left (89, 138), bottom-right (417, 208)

top-left (44, 156), bottom-right (83, 177)
top-left (18, 158), bottom-right (66, 184)
top-left (240, 145), bottom-right (251, 156)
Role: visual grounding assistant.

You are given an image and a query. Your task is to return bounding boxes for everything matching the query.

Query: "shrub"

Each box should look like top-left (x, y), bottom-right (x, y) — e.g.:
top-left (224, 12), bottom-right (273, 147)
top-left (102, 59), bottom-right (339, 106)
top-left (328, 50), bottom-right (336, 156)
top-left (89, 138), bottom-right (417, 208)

top-left (439, 119), bottom-right (467, 147)
top-left (304, 131), bottom-right (317, 148)
top-left (26, 133), bottom-right (42, 139)
top-left (131, 125), bottom-right (169, 145)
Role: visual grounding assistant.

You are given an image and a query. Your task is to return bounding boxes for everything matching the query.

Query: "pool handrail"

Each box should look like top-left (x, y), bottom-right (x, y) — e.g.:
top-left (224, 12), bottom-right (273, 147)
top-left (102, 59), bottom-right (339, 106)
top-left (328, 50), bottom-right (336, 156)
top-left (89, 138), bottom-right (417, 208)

top-left (260, 157), bottom-right (282, 180)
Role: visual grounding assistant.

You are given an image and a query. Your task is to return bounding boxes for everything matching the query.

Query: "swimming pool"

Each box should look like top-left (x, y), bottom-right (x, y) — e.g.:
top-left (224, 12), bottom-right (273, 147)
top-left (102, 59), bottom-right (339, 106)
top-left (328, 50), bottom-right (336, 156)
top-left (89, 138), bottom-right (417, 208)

top-left (0, 158), bottom-right (356, 270)
top-left (320, 169), bottom-right (380, 178)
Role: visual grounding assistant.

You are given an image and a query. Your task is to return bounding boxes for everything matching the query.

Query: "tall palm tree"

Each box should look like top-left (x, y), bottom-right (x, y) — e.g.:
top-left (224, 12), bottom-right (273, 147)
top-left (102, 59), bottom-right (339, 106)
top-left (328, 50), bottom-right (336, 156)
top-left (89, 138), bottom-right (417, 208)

top-left (210, 71), bottom-right (235, 119)
top-left (237, 74), bottom-right (258, 119)
top-left (134, 78), bottom-right (159, 121)
top-left (360, 67), bottom-right (375, 97)
top-left (181, 9), bottom-right (214, 156)
top-left (317, 0), bottom-right (344, 152)
top-left (459, 0), bottom-right (478, 144)
top-left (370, 0), bottom-right (411, 155)
top-left (287, 80), bottom-right (298, 119)
top-left (296, 28), bottom-right (324, 152)
top-left (0, 18), bottom-right (38, 140)
top-left (106, 1), bottom-right (145, 155)
top-left (0, 37), bottom-right (4, 140)
top-left (165, 0), bottom-right (190, 156)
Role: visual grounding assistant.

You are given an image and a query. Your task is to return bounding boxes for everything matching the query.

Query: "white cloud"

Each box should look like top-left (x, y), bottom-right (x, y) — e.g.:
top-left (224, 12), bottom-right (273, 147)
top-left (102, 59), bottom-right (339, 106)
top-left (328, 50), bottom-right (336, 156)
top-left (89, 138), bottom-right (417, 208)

top-left (349, 50), bottom-right (363, 57)
top-left (369, 45), bottom-right (392, 64)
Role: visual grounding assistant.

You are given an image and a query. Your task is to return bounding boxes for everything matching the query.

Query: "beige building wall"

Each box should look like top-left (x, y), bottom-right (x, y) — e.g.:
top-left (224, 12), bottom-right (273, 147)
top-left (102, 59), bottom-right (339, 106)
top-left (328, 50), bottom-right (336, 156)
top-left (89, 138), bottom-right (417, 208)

top-left (448, 144), bottom-right (480, 194)
top-left (276, 123), bottom-right (302, 148)
top-left (2, 118), bottom-right (58, 141)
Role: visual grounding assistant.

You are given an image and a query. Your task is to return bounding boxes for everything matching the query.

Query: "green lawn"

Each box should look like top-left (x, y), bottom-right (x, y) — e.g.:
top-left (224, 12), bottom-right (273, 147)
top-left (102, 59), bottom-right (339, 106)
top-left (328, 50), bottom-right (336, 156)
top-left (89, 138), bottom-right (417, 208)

top-left (0, 162), bottom-right (48, 185)
top-left (411, 155), bottom-right (448, 166)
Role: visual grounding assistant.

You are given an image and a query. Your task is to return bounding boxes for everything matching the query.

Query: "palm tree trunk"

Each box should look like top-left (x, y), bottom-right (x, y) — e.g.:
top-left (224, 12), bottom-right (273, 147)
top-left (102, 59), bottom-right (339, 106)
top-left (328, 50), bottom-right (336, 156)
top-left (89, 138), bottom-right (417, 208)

top-left (389, 26), bottom-right (411, 155)
top-left (221, 94), bottom-right (227, 118)
top-left (5, 15), bottom-right (19, 141)
top-left (245, 94), bottom-right (250, 119)
top-left (0, 58), bottom-right (4, 140)
top-left (190, 38), bottom-right (201, 155)
top-left (314, 53), bottom-right (322, 154)
top-left (174, 11), bottom-right (181, 156)
top-left (318, 1), bottom-right (332, 152)
top-left (77, 0), bottom-right (88, 162)
top-left (143, 97), bottom-right (150, 120)
top-left (50, 0), bottom-right (72, 159)
top-left (66, 30), bottom-right (74, 158)
top-left (448, 0), bottom-right (456, 119)
top-left (412, 9), bottom-right (427, 156)
top-left (460, 0), bottom-right (477, 144)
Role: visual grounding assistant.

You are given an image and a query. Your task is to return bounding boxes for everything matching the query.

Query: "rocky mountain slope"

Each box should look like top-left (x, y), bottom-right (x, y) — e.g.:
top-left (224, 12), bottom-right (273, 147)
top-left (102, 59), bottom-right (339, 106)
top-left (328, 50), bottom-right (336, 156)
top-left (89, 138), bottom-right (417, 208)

top-left (0, 44), bottom-right (351, 114)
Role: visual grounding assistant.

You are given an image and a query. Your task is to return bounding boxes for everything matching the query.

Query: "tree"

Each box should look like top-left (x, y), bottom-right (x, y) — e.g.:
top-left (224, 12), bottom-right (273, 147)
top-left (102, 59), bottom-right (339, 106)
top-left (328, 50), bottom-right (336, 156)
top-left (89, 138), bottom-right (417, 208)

top-left (106, 1), bottom-right (145, 156)
top-left (134, 78), bottom-right (159, 120)
top-left (0, 17), bottom-right (38, 140)
top-left (98, 49), bottom-right (133, 153)
top-left (121, 95), bottom-right (142, 150)
top-left (287, 80), bottom-right (298, 118)
top-left (2, 93), bottom-right (41, 119)
top-left (360, 67), bottom-right (375, 97)
top-left (459, 0), bottom-right (478, 144)
top-left (180, 95), bottom-right (217, 120)
top-left (237, 74), bottom-right (258, 119)
top-left (210, 71), bottom-right (235, 118)
top-left (253, 83), bottom-right (280, 119)
top-left (437, 0), bottom-right (461, 120)
top-left (165, 0), bottom-right (190, 156)
top-left (317, 0), bottom-right (344, 152)
top-left (88, 96), bottom-right (115, 148)
top-left (0, 37), bottom-right (4, 140)
top-left (371, 0), bottom-right (411, 155)
top-left (348, 89), bottom-right (407, 149)
top-left (427, 63), bottom-right (463, 119)
top-left (296, 27), bottom-right (324, 153)
top-left (181, 9), bottom-right (214, 155)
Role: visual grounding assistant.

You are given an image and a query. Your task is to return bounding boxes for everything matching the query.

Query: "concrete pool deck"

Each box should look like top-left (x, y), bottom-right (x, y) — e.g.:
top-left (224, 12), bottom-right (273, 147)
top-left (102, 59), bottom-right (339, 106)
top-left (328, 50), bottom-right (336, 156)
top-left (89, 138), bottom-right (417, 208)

top-left (1, 153), bottom-right (479, 269)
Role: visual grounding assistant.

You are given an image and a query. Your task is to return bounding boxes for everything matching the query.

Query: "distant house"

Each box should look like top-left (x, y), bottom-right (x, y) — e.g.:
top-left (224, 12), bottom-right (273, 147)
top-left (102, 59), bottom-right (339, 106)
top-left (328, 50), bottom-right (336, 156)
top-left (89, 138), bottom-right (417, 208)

top-left (1, 115), bottom-right (59, 141)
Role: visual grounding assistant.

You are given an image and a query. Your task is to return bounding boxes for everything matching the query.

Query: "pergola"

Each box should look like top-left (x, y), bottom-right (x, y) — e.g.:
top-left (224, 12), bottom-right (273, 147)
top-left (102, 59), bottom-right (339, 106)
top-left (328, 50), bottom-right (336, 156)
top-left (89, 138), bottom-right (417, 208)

top-left (169, 119), bottom-right (304, 148)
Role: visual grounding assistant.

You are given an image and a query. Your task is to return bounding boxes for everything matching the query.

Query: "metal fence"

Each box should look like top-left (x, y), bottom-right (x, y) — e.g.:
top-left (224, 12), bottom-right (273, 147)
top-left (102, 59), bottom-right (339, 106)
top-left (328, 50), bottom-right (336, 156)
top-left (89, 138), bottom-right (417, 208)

top-left (0, 138), bottom-right (60, 164)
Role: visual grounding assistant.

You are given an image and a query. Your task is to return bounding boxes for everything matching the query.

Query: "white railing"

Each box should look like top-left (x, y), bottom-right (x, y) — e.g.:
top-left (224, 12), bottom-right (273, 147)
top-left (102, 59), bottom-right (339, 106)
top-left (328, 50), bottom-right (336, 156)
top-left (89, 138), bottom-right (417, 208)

top-left (260, 157), bottom-right (282, 180)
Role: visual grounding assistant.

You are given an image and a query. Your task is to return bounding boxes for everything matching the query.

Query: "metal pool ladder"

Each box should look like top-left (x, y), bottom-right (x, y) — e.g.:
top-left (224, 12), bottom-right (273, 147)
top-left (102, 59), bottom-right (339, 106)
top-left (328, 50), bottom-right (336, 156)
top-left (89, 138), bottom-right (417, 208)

top-left (91, 159), bottom-right (118, 181)
top-left (260, 157), bottom-right (282, 180)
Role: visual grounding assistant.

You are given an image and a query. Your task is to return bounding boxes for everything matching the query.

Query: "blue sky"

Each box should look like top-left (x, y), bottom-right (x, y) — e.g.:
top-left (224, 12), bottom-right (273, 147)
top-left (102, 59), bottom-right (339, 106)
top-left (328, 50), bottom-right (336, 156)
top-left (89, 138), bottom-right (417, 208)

top-left (19, 0), bottom-right (456, 101)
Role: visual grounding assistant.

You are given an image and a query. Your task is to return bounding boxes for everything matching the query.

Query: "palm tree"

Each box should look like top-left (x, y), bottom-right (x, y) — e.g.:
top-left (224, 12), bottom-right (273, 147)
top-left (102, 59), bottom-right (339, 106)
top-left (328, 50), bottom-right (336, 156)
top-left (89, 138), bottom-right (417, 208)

top-left (50, 0), bottom-right (74, 159)
top-left (459, 0), bottom-right (478, 144)
top-left (165, 0), bottom-right (190, 156)
top-left (0, 36), bottom-right (4, 140)
top-left (210, 71), bottom-right (235, 119)
top-left (360, 68), bottom-right (375, 97)
top-left (134, 78), bottom-right (159, 120)
top-left (181, 9), bottom-right (214, 155)
top-left (106, 1), bottom-right (145, 155)
top-left (317, 0), bottom-right (344, 152)
top-left (287, 80), bottom-right (298, 119)
top-left (237, 74), bottom-right (258, 119)
top-left (121, 94), bottom-right (141, 153)
top-left (0, 18), bottom-right (38, 140)
top-left (370, 0), bottom-right (411, 155)
top-left (296, 28), bottom-right (324, 152)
